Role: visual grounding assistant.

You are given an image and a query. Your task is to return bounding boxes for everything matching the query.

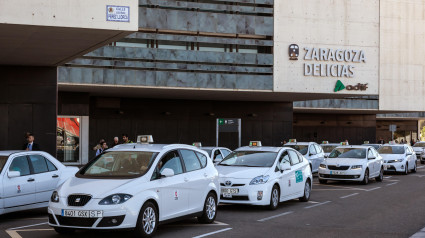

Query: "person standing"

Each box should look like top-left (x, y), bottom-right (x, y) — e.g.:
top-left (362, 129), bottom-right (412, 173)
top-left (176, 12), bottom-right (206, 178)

top-left (96, 141), bottom-right (108, 156)
top-left (23, 133), bottom-right (40, 151)
top-left (377, 137), bottom-right (385, 144)
top-left (93, 139), bottom-right (105, 151)
top-left (122, 134), bottom-right (133, 144)
top-left (112, 137), bottom-right (120, 147)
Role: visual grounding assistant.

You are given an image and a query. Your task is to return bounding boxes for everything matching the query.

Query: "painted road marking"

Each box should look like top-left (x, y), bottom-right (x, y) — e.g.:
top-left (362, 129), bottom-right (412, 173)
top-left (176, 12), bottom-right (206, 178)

top-left (340, 193), bottom-right (359, 199)
top-left (417, 165), bottom-right (425, 169)
top-left (192, 228), bottom-right (233, 238)
top-left (384, 176), bottom-right (392, 179)
top-left (412, 175), bottom-right (425, 178)
top-left (6, 228), bottom-right (53, 238)
top-left (257, 211), bottom-right (294, 222)
top-left (314, 184), bottom-right (367, 191)
top-left (308, 201), bottom-right (319, 204)
top-left (366, 187), bottom-right (381, 192)
top-left (304, 201), bottom-right (331, 209)
top-left (9, 222), bottom-right (48, 230)
top-left (386, 182), bottom-right (398, 186)
top-left (166, 221), bottom-right (229, 227)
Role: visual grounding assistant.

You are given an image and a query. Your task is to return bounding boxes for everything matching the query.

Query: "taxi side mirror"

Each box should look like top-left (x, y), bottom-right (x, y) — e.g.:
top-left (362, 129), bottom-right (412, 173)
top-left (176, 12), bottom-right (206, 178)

top-left (8, 171), bottom-right (20, 178)
top-left (160, 168), bottom-right (175, 178)
top-left (280, 163), bottom-right (291, 172)
top-left (407, 152), bottom-right (413, 156)
top-left (368, 156), bottom-right (376, 160)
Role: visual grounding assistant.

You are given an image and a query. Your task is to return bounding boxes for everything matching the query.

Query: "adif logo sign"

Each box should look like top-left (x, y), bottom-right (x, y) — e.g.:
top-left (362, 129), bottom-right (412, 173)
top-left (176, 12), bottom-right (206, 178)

top-left (334, 80), bottom-right (368, 92)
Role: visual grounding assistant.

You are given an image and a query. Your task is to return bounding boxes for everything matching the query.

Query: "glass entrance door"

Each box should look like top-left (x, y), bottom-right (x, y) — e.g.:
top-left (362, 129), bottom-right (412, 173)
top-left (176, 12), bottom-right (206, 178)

top-left (57, 117), bottom-right (80, 163)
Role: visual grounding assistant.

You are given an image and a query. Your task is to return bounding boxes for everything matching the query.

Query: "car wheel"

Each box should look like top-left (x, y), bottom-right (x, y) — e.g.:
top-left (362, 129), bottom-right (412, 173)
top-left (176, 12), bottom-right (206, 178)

top-left (361, 169), bottom-right (369, 185)
top-left (376, 167), bottom-right (384, 182)
top-left (412, 162), bottom-right (417, 173)
top-left (318, 179), bottom-right (327, 184)
top-left (53, 227), bottom-right (75, 234)
top-left (197, 192), bottom-right (217, 224)
top-left (403, 163), bottom-right (408, 175)
top-left (134, 201), bottom-right (158, 238)
top-left (299, 179), bottom-right (311, 202)
top-left (268, 185), bottom-right (280, 210)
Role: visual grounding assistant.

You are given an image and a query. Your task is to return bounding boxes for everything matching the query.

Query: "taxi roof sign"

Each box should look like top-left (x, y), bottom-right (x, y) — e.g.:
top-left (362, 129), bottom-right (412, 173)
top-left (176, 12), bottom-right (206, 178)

top-left (364, 141), bottom-right (370, 144)
top-left (389, 140), bottom-right (396, 145)
top-left (137, 135), bottom-right (154, 144)
top-left (192, 142), bottom-right (202, 147)
top-left (322, 141), bottom-right (329, 144)
top-left (249, 141), bottom-right (262, 147)
top-left (340, 142), bottom-right (349, 146)
top-left (289, 139), bottom-right (297, 143)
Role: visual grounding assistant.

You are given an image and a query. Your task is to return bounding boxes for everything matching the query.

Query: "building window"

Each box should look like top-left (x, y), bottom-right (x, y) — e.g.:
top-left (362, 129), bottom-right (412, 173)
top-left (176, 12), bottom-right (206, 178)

top-left (57, 117), bottom-right (80, 163)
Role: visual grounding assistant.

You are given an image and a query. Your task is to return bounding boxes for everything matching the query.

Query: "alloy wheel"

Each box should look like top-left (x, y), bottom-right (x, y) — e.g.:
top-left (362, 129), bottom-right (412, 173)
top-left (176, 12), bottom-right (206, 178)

top-left (142, 207), bottom-right (156, 235)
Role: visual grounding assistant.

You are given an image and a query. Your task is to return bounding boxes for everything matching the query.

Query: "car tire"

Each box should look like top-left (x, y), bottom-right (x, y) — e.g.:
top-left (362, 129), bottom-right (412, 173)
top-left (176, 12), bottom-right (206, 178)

top-left (412, 163), bottom-right (417, 173)
top-left (299, 179), bottom-right (311, 202)
top-left (376, 167), bottom-right (384, 182)
top-left (53, 227), bottom-right (75, 234)
top-left (134, 201), bottom-right (158, 238)
top-left (361, 169), bottom-right (369, 185)
top-left (268, 185), bottom-right (280, 210)
top-left (197, 192), bottom-right (217, 224)
top-left (403, 163), bottom-right (408, 175)
top-left (319, 179), bottom-right (327, 184)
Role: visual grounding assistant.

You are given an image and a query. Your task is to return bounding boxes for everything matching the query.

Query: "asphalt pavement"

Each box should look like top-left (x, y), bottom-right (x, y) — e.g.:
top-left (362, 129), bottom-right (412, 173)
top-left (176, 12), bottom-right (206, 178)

top-left (2, 163), bottom-right (425, 238)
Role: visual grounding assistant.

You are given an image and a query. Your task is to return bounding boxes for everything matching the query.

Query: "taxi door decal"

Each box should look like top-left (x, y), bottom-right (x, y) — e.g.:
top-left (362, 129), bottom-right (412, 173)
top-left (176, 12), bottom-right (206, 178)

top-left (174, 190), bottom-right (178, 200)
top-left (295, 170), bottom-right (303, 183)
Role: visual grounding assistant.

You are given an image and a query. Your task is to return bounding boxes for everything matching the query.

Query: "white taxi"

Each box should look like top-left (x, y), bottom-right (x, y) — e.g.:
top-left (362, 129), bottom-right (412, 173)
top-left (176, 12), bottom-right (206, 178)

top-left (320, 142), bottom-right (340, 158)
top-left (192, 143), bottom-right (232, 165)
top-left (318, 146), bottom-right (384, 185)
top-left (0, 151), bottom-right (78, 215)
top-left (378, 144), bottom-right (417, 174)
top-left (48, 136), bottom-right (219, 237)
top-left (216, 141), bottom-right (313, 210)
top-left (283, 140), bottom-right (325, 173)
top-left (412, 142), bottom-right (425, 164)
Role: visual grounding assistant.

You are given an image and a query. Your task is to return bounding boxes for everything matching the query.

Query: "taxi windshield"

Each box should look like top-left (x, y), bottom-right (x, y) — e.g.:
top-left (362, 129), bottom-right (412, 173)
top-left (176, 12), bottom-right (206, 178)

top-left (329, 148), bottom-right (366, 159)
top-left (414, 143), bottom-right (425, 147)
top-left (219, 151), bottom-right (277, 167)
top-left (283, 145), bottom-right (308, 155)
top-left (378, 146), bottom-right (405, 154)
top-left (80, 151), bottom-right (158, 178)
top-left (0, 156), bottom-right (8, 174)
top-left (321, 145), bottom-right (338, 153)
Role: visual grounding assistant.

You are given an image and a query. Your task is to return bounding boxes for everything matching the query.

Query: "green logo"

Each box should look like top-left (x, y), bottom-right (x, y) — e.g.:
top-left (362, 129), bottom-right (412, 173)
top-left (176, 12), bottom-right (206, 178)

top-left (295, 170), bottom-right (303, 183)
top-left (218, 119), bottom-right (225, 125)
top-left (334, 80), bottom-right (345, 92)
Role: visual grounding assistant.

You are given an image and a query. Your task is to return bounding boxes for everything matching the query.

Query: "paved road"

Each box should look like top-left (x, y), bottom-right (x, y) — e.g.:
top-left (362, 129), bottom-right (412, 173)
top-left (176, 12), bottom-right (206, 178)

top-left (2, 163), bottom-right (425, 238)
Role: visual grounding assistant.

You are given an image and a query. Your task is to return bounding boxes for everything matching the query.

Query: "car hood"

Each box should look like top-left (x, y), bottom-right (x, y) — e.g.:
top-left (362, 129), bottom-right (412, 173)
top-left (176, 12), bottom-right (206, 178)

top-left (57, 176), bottom-right (146, 199)
top-left (324, 158), bottom-right (366, 166)
top-left (216, 166), bottom-right (271, 179)
top-left (381, 154), bottom-right (404, 161)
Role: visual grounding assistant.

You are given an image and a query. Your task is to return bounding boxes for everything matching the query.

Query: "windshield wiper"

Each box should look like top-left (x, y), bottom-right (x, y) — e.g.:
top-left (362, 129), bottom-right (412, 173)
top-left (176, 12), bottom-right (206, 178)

top-left (236, 165), bottom-right (264, 167)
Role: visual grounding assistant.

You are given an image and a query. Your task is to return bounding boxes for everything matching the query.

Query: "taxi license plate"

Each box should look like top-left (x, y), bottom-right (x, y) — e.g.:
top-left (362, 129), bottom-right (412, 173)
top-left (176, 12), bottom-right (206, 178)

top-left (62, 209), bottom-right (103, 218)
top-left (330, 171), bottom-right (345, 175)
top-left (221, 188), bottom-right (239, 198)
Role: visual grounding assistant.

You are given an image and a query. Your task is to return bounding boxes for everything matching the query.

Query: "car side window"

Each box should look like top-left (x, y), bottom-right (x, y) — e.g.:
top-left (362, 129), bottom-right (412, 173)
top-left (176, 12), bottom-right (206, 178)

top-left (195, 152), bottom-right (208, 168)
top-left (316, 144), bottom-right (323, 153)
top-left (309, 145), bottom-right (317, 155)
top-left (153, 150), bottom-right (183, 180)
top-left (46, 158), bottom-right (58, 171)
top-left (9, 156), bottom-right (30, 176)
top-left (279, 151), bottom-right (291, 165)
top-left (180, 149), bottom-right (202, 172)
top-left (368, 149), bottom-right (374, 159)
top-left (372, 148), bottom-right (379, 157)
top-left (213, 150), bottom-right (222, 161)
top-left (29, 154), bottom-right (49, 174)
top-left (297, 152), bottom-right (304, 162)
top-left (221, 149), bottom-right (231, 158)
top-left (288, 150), bottom-right (301, 165)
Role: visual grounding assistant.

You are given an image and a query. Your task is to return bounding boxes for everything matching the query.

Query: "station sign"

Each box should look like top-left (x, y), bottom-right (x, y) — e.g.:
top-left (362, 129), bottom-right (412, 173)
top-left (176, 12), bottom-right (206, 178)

top-left (106, 6), bottom-right (130, 22)
top-left (218, 118), bottom-right (239, 133)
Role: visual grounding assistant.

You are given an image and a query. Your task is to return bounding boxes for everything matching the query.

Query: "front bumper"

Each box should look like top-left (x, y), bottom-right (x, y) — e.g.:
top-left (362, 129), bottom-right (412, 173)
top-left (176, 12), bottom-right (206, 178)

top-left (48, 198), bottom-right (139, 230)
top-left (219, 183), bottom-right (272, 206)
top-left (384, 162), bottom-right (406, 172)
top-left (318, 168), bottom-right (363, 181)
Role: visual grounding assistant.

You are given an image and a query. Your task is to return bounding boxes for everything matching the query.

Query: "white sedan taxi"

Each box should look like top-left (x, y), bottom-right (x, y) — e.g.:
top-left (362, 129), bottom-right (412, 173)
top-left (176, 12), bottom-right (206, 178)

top-left (412, 142), bottom-right (425, 164)
top-left (283, 140), bottom-right (325, 173)
top-left (320, 142), bottom-right (340, 158)
top-left (318, 146), bottom-right (384, 185)
top-left (378, 144), bottom-right (417, 174)
top-left (192, 142), bottom-right (232, 165)
top-left (0, 151), bottom-right (78, 215)
top-left (48, 136), bottom-right (219, 237)
top-left (216, 141), bottom-right (313, 210)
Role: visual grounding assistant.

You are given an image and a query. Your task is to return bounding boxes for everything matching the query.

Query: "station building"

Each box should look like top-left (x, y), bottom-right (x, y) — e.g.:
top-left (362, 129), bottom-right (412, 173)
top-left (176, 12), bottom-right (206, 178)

top-left (2, 0), bottom-right (425, 165)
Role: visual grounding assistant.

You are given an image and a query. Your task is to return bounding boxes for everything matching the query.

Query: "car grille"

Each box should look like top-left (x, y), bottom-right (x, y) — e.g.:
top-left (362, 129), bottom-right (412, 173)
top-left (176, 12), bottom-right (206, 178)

top-left (220, 183), bottom-right (245, 187)
top-left (67, 194), bottom-right (92, 207)
top-left (327, 165), bottom-right (350, 170)
top-left (321, 174), bottom-right (359, 179)
top-left (56, 216), bottom-right (97, 227)
top-left (220, 195), bottom-right (249, 201)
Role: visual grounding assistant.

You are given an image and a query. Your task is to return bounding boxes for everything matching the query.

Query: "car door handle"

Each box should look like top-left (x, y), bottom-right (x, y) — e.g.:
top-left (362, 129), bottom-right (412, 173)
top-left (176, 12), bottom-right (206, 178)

top-left (52, 174), bottom-right (59, 178)
top-left (27, 178), bottom-right (35, 182)
top-left (184, 178), bottom-right (189, 182)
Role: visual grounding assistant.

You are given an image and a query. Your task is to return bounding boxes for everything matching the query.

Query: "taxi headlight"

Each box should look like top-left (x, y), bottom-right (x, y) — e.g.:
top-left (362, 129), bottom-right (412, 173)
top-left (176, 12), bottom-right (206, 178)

top-left (51, 191), bottom-right (59, 203)
top-left (99, 194), bottom-right (133, 205)
top-left (319, 164), bottom-right (327, 169)
top-left (389, 159), bottom-right (404, 163)
top-left (351, 165), bottom-right (362, 170)
top-left (249, 175), bottom-right (270, 185)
